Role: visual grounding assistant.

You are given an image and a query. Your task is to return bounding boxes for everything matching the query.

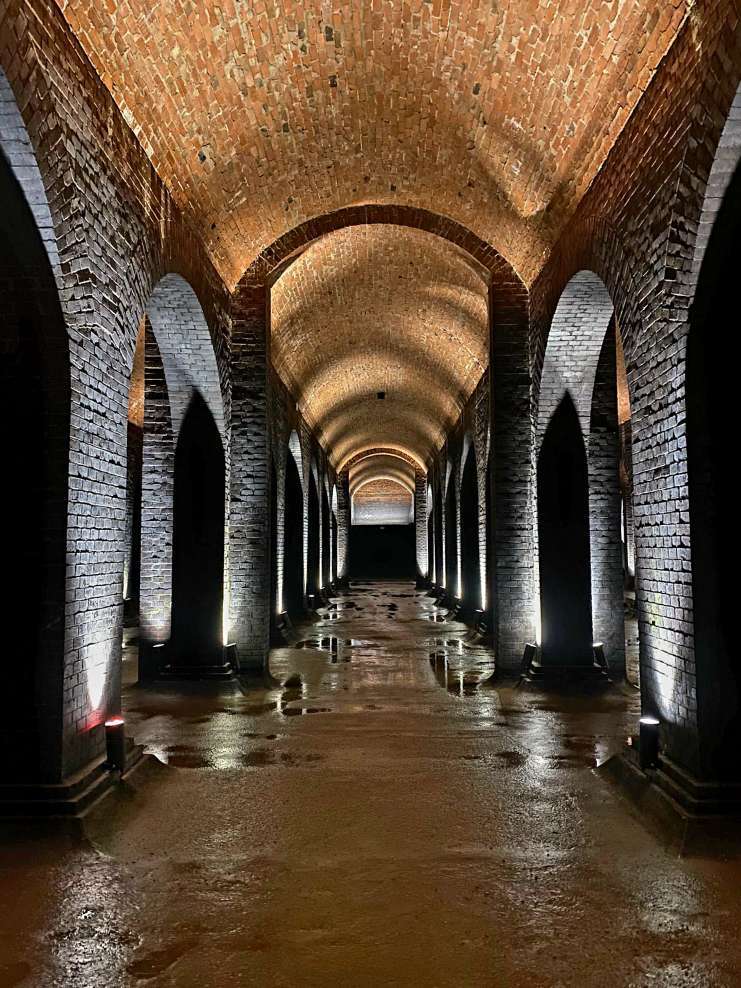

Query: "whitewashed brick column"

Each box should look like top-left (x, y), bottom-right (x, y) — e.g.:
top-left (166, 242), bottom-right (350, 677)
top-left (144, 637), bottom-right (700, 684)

top-left (589, 326), bottom-right (625, 676)
top-left (229, 282), bottom-right (272, 671)
top-left (489, 280), bottom-right (535, 671)
top-left (414, 471), bottom-right (428, 581)
top-left (336, 471), bottom-right (351, 581)
top-left (139, 326), bottom-right (174, 647)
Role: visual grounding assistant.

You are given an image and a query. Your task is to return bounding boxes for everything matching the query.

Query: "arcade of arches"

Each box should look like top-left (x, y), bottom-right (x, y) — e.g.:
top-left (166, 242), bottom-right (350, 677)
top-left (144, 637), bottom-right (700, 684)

top-left (2, 1), bottom-right (741, 984)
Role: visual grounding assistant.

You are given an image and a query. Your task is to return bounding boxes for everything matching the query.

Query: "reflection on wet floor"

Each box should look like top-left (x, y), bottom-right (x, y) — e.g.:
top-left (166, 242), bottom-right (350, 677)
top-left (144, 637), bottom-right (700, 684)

top-left (4, 580), bottom-right (741, 987)
top-left (429, 649), bottom-right (496, 696)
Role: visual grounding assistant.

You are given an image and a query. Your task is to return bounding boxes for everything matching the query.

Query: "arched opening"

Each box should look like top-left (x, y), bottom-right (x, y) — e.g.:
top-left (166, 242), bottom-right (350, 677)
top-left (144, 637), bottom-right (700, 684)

top-left (444, 475), bottom-right (457, 599)
top-left (459, 445), bottom-right (481, 620)
top-left (537, 395), bottom-right (593, 666)
top-left (284, 445), bottom-right (305, 621)
top-left (127, 274), bottom-right (227, 680)
top-left (0, 109), bottom-right (70, 783)
top-left (686, 156), bottom-right (741, 780)
top-left (307, 469), bottom-right (321, 601)
top-left (349, 476), bottom-right (415, 578)
top-left (321, 483), bottom-right (331, 591)
top-left (535, 271), bottom-right (627, 678)
top-left (169, 395), bottom-right (225, 668)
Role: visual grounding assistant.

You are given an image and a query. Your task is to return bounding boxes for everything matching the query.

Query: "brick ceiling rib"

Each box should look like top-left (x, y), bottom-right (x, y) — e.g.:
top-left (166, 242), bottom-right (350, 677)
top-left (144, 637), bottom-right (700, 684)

top-left (349, 454), bottom-right (416, 497)
top-left (354, 478), bottom-right (413, 505)
top-left (270, 224), bottom-right (488, 469)
top-left (56, 0), bottom-right (688, 289)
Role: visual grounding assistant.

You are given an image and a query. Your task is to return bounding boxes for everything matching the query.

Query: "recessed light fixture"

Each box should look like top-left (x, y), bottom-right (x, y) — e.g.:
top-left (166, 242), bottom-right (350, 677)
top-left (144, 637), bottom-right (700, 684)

top-left (639, 715), bottom-right (660, 770)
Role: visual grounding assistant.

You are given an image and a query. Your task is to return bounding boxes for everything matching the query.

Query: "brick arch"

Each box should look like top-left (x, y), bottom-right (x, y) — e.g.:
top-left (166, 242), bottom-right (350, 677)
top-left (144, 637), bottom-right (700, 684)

top-left (135, 275), bottom-right (228, 661)
top-left (0, 68), bottom-right (60, 276)
top-left (349, 451), bottom-right (417, 495)
top-left (229, 203), bottom-right (532, 671)
top-left (239, 204), bottom-right (526, 289)
top-left (531, 217), bottom-right (644, 396)
top-left (145, 274), bottom-right (227, 443)
top-left (536, 271), bottom-right (616, 447)
top-left (343, 447), bottom-right (424, 474)
top-left (534, 261), bottom-right (626, 672)
top-left (353, 474), bottom-right (415, 497)
top-left (689, 82), bottom-right (741, 291)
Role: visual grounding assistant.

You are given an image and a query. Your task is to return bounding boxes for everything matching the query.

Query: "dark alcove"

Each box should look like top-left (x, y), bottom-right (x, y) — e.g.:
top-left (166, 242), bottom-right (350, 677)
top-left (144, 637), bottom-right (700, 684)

top-left (169, 394), bottom-right (225, 667)
top-left (0, 147), bottom-right (70, 782)
top-left (686, 157), bottom-right (741, 780)
top-left (307, 470), bottom-right (320, 600)
top-left (537, 394), bottom-right (593, 666)
top-left (284, 452), bottom-right (305, 620)
top-left (349, 524), bottom-right (415, 579)
top-left (434, 490), bottom-right (444, 586)
top-left (460, 448), bottom-right (481, 619)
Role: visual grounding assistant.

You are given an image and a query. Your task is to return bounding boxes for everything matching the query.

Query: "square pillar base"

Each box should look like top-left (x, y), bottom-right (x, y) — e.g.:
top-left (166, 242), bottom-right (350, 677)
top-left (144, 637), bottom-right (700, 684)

top-left (599, 747), bottom-right (741, 857)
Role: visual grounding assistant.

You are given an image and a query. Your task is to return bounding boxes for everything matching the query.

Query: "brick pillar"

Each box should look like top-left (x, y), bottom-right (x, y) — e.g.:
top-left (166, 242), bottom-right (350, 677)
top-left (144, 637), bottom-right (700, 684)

top-left (228, 282), bottom-right (272, 671)
top-left (620, 420), bottom-right (635, 582)
top-left (336, 471), bottom-right (351, 583)
top-left (414, 470), bottom-right (428, 584)
top-left (123, 421), bottom-right (142, 608)
top-left (589, 325), bottom-right (625, 677)
top-left (139, 325), bottom-right (174, 651)
top-left (489, 282), bottom-right (534, 672)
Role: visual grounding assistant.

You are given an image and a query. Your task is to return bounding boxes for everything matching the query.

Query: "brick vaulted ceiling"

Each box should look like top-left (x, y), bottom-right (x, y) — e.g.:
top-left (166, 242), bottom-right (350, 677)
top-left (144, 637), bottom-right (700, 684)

top-left (270, 225), bottom-right (488, 468)
top-left (59, 0), bottom-right (682, 471)
top-left (56, 1), bottom-right (687, 289)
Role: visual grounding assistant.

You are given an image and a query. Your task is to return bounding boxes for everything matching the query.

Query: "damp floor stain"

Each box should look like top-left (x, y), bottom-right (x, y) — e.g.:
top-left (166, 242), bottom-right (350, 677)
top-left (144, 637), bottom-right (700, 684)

top-left (2, 580), bottom-right (741, 987)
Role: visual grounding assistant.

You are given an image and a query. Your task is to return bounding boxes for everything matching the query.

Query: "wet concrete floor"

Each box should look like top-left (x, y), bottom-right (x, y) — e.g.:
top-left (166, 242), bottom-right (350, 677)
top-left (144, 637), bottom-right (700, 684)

top-left (2, 582), bottom-right (741, 986)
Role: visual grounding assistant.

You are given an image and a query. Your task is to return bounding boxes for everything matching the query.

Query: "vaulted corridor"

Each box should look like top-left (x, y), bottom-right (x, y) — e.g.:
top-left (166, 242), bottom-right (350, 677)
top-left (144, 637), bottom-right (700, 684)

top-left (3, 584), bottom-right (741, 986)
top-left (3, 1), bottom-right (741, 983)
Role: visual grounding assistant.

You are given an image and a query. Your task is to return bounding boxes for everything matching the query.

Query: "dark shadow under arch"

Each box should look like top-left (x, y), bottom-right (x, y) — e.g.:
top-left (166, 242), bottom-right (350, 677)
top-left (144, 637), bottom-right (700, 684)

top-left (687, 156), bottom-right (741, 780)
top-left (434, 491), bottom-right (444, 586)
top-left (537, 394), bottom-right (593, 666)
top-left (243, 205), bottom-right (523, 291)
top-left (460, 448), bottom-right (481, 619)
top-left (284, 452), bottom-right (304, 620)
top-left (0, 148), bottom-right (70, 782)
top-left (169, 394), bottom-right (225, 668)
